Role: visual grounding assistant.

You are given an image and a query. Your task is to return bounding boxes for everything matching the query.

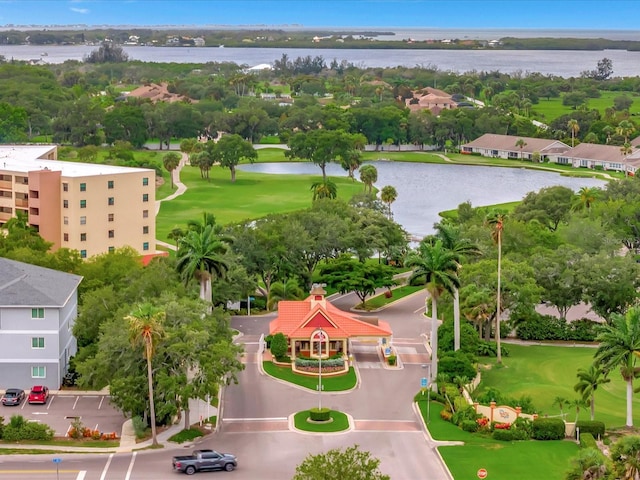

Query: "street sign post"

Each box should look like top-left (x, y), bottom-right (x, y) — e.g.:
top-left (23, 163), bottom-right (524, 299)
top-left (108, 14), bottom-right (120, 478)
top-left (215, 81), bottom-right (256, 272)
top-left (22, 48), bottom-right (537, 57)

top-left (477, 468), bottom-right (488, 479)
top-left (53, 458), bottom-right (62, 480)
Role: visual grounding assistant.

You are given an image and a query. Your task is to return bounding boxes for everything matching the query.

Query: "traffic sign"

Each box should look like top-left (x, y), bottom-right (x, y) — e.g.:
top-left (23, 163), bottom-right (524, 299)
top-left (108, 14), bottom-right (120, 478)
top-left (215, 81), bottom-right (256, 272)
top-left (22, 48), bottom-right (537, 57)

top-left (477, 468), bottom-right (488, 479)
top-left (420, 377), bottom-right (428, 388)
top-left (52, 458), bottom-right (62, 464)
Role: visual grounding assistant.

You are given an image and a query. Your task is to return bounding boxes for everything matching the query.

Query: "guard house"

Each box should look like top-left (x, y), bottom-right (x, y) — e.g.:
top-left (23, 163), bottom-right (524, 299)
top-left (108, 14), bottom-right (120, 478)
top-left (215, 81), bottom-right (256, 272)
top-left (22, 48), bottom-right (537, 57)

top-left (269, 285), bottom-right (393, 359)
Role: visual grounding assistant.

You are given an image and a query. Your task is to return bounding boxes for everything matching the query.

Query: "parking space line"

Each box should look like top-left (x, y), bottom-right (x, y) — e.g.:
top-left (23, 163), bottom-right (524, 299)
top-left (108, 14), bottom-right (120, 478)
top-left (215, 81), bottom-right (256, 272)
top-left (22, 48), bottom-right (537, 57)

top-left (72, 396), bottom-right (79, 410)
top-left (98, 396), bottom-right (105, 409)
top-left (125, 452), bottom-right (137, 480)
top-left (65, 424), bottom-right (73, 437)
top-left (94, 423), bottom-right (99, 431)
top-left (47, 396), bottom-right (54, 410)
top-left (77, 472), bottom-right (87, 480)
top-left (20, 400), bottom-right (26, 410)
top-left (99, 453), bottom-right (114, 480)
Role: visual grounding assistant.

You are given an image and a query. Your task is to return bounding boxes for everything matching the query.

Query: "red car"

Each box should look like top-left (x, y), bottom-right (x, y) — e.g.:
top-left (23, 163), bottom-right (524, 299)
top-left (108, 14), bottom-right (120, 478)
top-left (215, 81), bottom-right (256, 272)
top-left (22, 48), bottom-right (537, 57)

top-left (28, 386), bottom-right (49, 404)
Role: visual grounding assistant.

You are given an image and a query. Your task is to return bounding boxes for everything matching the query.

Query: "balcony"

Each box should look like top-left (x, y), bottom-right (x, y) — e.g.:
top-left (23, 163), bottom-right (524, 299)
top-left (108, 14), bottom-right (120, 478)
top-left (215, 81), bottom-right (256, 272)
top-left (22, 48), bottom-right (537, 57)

top-left (14, 198), bottom-right (28, 208)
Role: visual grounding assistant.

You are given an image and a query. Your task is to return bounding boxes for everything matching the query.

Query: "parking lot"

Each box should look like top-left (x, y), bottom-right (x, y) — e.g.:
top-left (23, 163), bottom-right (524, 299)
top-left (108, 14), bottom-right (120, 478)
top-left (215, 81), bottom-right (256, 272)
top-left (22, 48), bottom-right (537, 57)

top-left (0, 392), bottom-right (126, 436)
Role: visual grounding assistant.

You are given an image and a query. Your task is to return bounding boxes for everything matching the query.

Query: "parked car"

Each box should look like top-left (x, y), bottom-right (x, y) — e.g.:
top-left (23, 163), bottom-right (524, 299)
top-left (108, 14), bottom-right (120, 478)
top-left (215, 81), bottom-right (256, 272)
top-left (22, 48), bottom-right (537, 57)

top-left (2, 389), bottom-right (25, 406)
top-left (28, 385), bottom-right (49, 404)
top-left (172, 449), bottom-right (237, 475)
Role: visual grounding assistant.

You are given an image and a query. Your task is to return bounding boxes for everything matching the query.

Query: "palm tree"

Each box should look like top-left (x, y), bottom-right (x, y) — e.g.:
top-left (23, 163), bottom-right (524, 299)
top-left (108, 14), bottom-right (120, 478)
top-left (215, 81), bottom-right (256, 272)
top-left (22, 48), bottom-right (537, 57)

top-left (569, 397), bottom-right (589, 424)
top-left (574, 365), bottom-right (611, 421)
top-left (616, 120), bottom-right (635, 144)
top-left (603, 125), bottom-right (614, 144)
top-left (405, 240), bottom-right (460, 387)
top-left (575, 186), bottom-right (599, 213)
top-left (380, 185), bottom-right (398, 219)
top-left (552, 396), bottom-right (568, 418)
top-left (176, 224), bottom-right (230, 304)
top-left (486, 211), bottom-right (506, 364)
top-left (515, 138), bottom-right (527, 160)
top-left (187, 212), bottom-right (219, 234)
top-left (359, 164), bottom-right (378, 194)
top-left (126, 303), bottom-right (165, 447)
top-left (163, 152), bottom-right (181, 189)
top-left (434, 222), bottom-right (481, 351)
top-left (566, 448), bottom-right (611, 480)
top-left (611, 435), bottom-right (640, 480)
top-left (568, 119), bottom-right (580, 147)
top-left (594, 306), bottom-right (640, 427)
top-left (310, 179), bottom-right (338, 201)
top-left (167, 226), bottom-right (185, 247)
top-left (267, 278), bottom-right (305, 310)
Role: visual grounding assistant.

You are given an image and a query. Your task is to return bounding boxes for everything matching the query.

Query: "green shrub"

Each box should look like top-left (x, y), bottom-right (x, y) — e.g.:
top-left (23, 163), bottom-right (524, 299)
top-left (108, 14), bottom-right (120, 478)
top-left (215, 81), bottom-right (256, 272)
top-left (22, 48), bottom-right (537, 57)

top-left (387, 355), bottom-right (397, 366)
top-left (295, 357), bottom-right (344, 368)
top-left (168, 428), bottom-right (204, 444)
top-left (512, 417), bottom-right (533, 440)
top-left (275, 354), bottom-right (291, 363)
top-left (492, 429), bottom-right (514, 441)
top-left (3, 415), bottom-right (54, 441)
top-left (309, 408), bottom-right (331, 422)
top-left (580, 432), bottom-right (598, 449)
top-left (515, 313), bottom-right (599, 342)
top-left (132, 416), bottom-right (148, 440)
top-left (461, 420), bottom-right (479, 432)
top-left (438, 351), bottom-right (477, 380)
top-left (477, 341), bottom-right (509, 357)
top-left (532, 418), bottom-right (565, 440)
top-left (270, 333), bottom-right (288, 359)
top-left (473, 388), bottom-right (537, 415)
top-left (576, 420), bottom-right (605, 438)
top-left (264, 334), bottom-right (273, 348)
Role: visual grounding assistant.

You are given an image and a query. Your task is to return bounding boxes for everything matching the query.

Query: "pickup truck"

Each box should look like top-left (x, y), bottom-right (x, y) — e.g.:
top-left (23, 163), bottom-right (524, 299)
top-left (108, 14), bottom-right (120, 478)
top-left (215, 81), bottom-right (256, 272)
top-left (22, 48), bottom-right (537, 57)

top-left (172, 449), bottom-right (237, 475)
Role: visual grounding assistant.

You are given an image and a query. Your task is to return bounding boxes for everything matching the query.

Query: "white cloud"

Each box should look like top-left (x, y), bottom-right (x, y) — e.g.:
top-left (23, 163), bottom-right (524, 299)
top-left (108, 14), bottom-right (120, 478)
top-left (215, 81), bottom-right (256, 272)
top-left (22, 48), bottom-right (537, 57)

top-left (70, 7), bottom-right (90, 13)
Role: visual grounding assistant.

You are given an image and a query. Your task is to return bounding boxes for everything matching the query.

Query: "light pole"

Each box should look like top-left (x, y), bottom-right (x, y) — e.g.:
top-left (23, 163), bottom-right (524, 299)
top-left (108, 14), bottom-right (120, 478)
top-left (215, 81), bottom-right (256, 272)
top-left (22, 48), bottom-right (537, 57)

top-left (422, 364), bottom-right (431, 424)
top-left (318, 328), bottom-right (323, 410)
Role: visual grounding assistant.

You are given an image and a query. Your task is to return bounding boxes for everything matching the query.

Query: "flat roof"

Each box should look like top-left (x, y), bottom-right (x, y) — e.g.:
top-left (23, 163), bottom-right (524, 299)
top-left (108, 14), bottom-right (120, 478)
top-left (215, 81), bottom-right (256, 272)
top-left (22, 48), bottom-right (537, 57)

top-left (0, 145), bottom-right (155, 178)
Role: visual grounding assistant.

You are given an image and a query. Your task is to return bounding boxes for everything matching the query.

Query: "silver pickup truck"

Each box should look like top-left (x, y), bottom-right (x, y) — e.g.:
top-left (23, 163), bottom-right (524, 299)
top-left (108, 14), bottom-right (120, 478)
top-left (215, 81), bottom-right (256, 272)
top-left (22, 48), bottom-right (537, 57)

top-left (172, 449), bottom-right (237, 475)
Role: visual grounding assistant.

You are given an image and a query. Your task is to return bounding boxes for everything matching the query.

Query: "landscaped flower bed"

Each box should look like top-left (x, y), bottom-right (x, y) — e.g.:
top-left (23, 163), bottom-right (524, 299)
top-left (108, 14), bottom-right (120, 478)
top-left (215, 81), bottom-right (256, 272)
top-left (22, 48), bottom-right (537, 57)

top-left (296, 365), bottom-right (345, 374)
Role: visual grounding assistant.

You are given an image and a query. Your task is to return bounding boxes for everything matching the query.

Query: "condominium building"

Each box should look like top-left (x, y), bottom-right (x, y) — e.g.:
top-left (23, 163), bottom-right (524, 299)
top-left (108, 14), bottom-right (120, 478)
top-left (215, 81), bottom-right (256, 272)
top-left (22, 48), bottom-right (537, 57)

top-left (0, 145), bottom-right (156, 258)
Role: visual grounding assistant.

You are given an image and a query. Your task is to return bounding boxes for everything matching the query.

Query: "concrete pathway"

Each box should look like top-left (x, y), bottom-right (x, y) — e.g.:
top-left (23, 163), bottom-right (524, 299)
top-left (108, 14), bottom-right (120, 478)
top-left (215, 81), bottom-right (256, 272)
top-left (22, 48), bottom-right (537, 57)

top-left (154, 152), bottom-right (189, 251)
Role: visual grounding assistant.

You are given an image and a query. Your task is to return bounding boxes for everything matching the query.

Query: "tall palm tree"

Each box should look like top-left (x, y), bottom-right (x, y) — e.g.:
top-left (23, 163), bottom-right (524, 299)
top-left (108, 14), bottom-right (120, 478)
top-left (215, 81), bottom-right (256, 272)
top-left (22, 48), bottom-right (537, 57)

top-left (310, 179), bottom-right (338, 201)
top-left (434, 223), bottom-right (481, 351)
top-left (380, 185), bottom-right (398, 219)
top-left (405, 240), bottom-right (460, 387)
top-left (359, 164), bottom-right (378, 194)
top-left (552, 396), bottom-right (568, 418)
top-left (594, 307), bottom-right (640, 427)
top-left (126, 303), bottom-right (165, 447)
top-left (176, 224), bottom-right (230, 304)
top-left (486, 212), bottom-right (506, 364)
top-left (163, 152), bottom-right (181, 189)
top-left (267, 278), bottom-right (305, 310)
top-left (616, 120), bottom-right (635, 144)
top-left (575, 186), bottom-right (599, 212)
top-left (574, 364), bottom-right (611, 421)
top-left (515, 138), bottom-right (527, 160)
top-left (567, 119), bottom-right (580, 147)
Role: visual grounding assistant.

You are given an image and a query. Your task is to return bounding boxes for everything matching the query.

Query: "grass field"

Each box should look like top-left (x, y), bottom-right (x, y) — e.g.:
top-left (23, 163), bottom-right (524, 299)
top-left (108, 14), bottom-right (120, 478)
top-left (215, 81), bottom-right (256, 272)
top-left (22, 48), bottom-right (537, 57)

top-left (476, 343), bottom-right (640, 427)
top-left (362, 285), bottom-right (423, 310)
top-left (418, 401), bottom-right (579, 480)
top-left (531, 90), bottom-right (640, 123)
top-left (155, 164), bottom-right (365, 241)
top-left (293, 410), bottom-right (350, 433)
top-left (262, 362), bottom-right (357, 391)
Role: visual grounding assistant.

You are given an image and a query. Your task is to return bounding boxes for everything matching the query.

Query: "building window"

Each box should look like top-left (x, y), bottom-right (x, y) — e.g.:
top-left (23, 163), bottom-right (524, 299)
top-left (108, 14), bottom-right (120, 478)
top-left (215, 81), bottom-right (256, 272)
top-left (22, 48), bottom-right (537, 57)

top-left (63, 233), bottom-right (69, 242)
top-left (143, 177), bottom-right (149, 186)
top-left (108, 213), bottom-right (114, 222)
top-left (80, 216), bottom-right (86, 225)
top-left (63, 200), bottom-right (69, 209)
top-left (108, 180), bottom-right (114, 189)
top-left (108, 230), bottom-right (114, 238)
top-left (31, 308), bottom-right (44, 319)
top-left (108, 197), bottom-right (115, 206)
top-left (143, 226), bottom-right (149, 234)
top-left (143, 210), bottom-right (149, 218)
top-left (108, 246), bottom-right (115, 253)
top-left (63, 216), bottom-right (69, 225)
top-left (80, 250), bottom-right (87, 259)
top-left (80, 183), bottom-right (86, 192)
top-left (80, 200), bottom-right (86, 208)
top-left (31, 337), bottom-right (45, 349)
top-left (63, 183), bottom-right (68, 192)
top-left (80, 233), bottom-right (87, 241)
top-left (143, 242), bottom-right (149, 251)
top-left (31, 366), bottom-right (46, 378)
top-left (142, 194), bottom-right (149, 202)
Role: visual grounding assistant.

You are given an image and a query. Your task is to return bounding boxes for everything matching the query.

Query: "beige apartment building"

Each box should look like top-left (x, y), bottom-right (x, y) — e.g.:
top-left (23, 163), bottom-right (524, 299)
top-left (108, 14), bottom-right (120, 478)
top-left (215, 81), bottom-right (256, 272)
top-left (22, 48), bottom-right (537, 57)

top-left (0, 145), bottom-right (156, 259)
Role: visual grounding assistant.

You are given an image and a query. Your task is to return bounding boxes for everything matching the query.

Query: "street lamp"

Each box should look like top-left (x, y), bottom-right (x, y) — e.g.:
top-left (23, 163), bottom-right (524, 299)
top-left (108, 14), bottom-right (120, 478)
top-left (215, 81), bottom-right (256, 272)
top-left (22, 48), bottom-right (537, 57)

top-left (422, 364), bottom-right (431, 424)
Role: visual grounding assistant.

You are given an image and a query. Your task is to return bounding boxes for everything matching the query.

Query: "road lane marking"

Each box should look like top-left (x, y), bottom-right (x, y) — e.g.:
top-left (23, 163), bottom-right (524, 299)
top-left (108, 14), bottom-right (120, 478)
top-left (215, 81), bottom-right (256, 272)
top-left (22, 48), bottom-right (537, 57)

top-left (98, 396), bottom-right (105, 410)
top-left (72, 396), bottom-right (79, 410)
top-left (77, 472), bottom-right (87, 480)
top-left (125, 452), bottom-right (137, 480)
top-left (0, 471), bottom-right (79, 474)
top-left (414, 306), bottom-right (427, 314)
top-left (99, 453), bottom-right (114, 480)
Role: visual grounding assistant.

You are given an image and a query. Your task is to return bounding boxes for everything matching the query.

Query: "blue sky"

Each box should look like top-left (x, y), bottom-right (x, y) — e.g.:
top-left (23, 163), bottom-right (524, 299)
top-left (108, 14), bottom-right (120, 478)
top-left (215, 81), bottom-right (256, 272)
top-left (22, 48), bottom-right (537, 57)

top-left (0, 1), bottom-right (637, 30)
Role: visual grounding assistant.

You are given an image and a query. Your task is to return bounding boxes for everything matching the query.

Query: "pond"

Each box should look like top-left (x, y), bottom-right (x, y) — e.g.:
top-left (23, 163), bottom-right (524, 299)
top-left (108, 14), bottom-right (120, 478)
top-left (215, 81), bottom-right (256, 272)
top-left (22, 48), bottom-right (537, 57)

top-left (237, 161), bottom-right (607, 237)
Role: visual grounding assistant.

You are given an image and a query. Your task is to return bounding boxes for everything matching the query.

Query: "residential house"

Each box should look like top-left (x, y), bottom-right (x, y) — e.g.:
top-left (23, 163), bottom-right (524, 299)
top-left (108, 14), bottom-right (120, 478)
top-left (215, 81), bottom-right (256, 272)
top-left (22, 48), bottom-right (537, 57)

top-left (555, 143), bottom-right (630, 172)
top-left (0, 145), bottom-right (156, 259)
top-left (406, 87), bottom-right (457, 115)
top-left (0, 257), bottom-right (82, 389)
top-left (269, 285), bottom-right (393, 360)
top-left (461, 134), bottom-right (570, 161)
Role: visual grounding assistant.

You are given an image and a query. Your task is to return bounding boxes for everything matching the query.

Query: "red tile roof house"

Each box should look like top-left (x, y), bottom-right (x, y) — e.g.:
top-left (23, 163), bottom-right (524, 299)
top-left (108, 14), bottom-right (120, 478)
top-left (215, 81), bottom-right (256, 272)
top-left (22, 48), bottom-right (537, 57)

top-left (461, 133), bottom-right (570, 161)
top-left (269, 285), bottom-right (393, 367)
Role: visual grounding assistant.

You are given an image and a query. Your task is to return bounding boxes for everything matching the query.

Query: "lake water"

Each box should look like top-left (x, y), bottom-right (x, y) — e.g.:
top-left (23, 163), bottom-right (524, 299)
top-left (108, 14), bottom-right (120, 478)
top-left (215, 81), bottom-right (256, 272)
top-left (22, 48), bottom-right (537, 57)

top-left (3, 44), bottom-right (640, 77)
top-left (237, 161), bottom-right (607, 237)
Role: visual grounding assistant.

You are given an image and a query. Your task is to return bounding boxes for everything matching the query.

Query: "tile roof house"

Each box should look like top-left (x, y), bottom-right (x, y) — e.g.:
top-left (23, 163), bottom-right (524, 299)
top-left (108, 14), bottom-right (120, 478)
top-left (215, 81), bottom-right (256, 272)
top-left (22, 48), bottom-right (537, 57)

top-left (0, 257), bottom-right (82, 389)
top-left (555, 143), bottom-right (631, 172)
top-left (405, 87), bottom-right (457, 115)
top-left (461, 134), bottom-right (570, 161)
top-left (269, 285), bottom-right (392, 360)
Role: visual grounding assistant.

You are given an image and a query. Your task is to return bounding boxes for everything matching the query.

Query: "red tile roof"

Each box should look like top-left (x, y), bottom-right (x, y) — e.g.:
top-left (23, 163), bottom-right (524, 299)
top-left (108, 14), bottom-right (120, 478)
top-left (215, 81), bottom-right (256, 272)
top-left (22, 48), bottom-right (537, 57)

top-left (270, 296), bottom-right (392, 339)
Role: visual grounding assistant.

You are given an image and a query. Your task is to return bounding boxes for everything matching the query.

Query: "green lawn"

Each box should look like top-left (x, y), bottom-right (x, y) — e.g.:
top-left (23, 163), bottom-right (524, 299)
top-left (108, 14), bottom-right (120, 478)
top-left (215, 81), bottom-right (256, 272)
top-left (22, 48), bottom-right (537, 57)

top-left (476, 344), bottom-right (640, 427)
top-left (262, 362), bottom-right (357, 391)
top-left (531, 90), bottom-right (640, 123)
top-left (155, 165), bottom-right (365, 241)
top-left (362, 285), bottom-right (423, 310)
top-left (293, 410), bottom-right (350, 432)
top-left (419, 401), bottom-right (579, 480)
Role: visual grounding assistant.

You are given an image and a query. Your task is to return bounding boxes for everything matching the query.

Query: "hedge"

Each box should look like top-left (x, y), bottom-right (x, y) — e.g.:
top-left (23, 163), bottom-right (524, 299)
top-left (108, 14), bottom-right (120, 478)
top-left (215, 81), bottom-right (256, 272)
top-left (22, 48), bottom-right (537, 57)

top-left (461, 420), bottom-right (479, 432)
top-left (493, 429), bottom-right (514, 441)
top-left (309, 408), bottom-right (331, 422)
top-left (515, 314), bottom-right (600, 342)
top-left (576, 420), bottom-right (605, 438)
top-left (580, 433), bottom-right (598, 449)
top-left (532, 418), bottom-right (565, 440)
top-left (295, 357), bottom-right (344, 368)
